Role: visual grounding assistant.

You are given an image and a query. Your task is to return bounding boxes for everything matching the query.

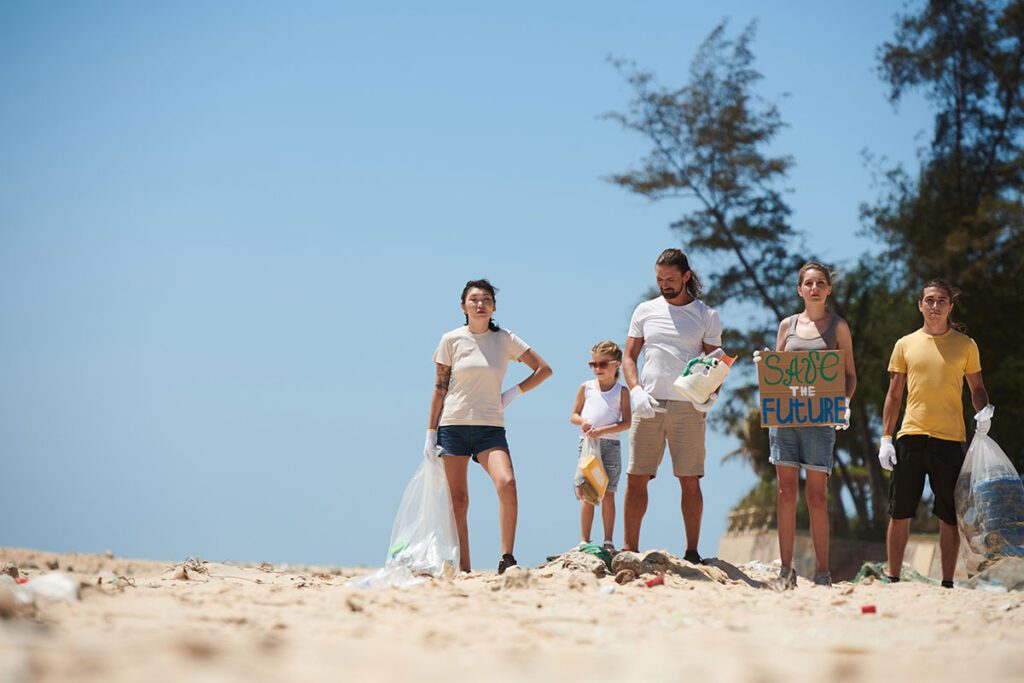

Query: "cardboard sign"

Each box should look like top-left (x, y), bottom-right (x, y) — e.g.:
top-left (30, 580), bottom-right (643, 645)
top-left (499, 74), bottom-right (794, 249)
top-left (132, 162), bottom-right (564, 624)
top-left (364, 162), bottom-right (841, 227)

top-left (757, 350), bottom-right (846, 428)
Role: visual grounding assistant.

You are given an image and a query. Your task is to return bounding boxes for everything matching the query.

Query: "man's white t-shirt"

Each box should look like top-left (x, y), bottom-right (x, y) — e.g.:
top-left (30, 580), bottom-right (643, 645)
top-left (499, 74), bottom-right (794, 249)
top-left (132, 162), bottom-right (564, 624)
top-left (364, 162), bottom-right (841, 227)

top-left (627, 297), bottom-right (723, 401)
top-left (433, 326), bottom-right (530, 427)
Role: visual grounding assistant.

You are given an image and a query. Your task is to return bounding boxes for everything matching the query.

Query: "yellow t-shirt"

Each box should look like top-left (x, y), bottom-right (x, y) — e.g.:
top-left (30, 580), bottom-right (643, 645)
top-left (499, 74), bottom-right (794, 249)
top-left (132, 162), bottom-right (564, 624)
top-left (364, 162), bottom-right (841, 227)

top-left (888, 328), bottom-right (982, 442)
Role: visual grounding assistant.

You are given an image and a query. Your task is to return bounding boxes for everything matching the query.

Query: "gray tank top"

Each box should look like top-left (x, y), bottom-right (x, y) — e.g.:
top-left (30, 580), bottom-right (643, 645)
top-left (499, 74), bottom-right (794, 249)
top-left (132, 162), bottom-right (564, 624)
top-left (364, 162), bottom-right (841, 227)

top-left (783, 314), bottom-right (841, 351)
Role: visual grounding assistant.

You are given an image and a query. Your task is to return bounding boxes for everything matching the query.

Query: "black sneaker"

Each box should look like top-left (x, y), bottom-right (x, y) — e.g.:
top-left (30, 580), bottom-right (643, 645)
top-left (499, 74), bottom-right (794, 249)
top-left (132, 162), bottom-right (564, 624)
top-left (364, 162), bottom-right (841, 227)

top-left (941, 580), bottom-right (954, 589)
top-left (497, 553), bottom-right (517, 575)
top-left (683, 549), bottom-right (703, 565)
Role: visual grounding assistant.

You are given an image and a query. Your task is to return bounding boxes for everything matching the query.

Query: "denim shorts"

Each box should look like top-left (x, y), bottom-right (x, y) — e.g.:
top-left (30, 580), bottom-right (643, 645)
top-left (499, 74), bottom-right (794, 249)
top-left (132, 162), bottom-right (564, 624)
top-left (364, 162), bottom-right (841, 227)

top-left (437, 425), bottom-right (509, 462)
top-left (579, 438), bottom-right (622, 492)
top-left (769, 426), bottom-right (835, 473)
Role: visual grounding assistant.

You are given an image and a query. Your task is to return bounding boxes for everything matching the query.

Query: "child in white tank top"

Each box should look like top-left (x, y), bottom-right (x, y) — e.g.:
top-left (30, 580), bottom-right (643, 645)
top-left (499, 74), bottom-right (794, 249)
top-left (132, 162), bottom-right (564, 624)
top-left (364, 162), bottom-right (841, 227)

top-left (570, 341), bottom-right (632, 550)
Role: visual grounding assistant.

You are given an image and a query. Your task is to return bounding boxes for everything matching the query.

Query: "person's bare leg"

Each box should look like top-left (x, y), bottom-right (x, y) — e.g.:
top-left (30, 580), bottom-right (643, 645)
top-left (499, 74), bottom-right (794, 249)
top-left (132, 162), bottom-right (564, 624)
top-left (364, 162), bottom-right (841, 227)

top-left (775, 465), bottom-right (799, 569)
top-left (623, 474), bottom-right (652, 551)
top-left (678, 475), bottom-right (703, 552)
top-left (477, 449), bottom-right (517, 555)
top-left (443, 456), bottom-right (472, 572)
top-left (887, 517), bottom-right (911, 579)
top-left (601, 492), bottom-right (616, 545)
top-left (938, 520), bottom-right (960, 582)
top-left (805, 470), bottom-right (830, 573)
top-left (580, 502), bottom-right (595, 544)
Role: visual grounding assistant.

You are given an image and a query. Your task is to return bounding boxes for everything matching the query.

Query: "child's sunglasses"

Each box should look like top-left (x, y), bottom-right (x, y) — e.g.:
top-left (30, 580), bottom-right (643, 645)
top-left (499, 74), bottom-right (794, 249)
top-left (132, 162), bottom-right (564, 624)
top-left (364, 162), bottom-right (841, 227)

top-left (588, 360), bottom-right (617, 369)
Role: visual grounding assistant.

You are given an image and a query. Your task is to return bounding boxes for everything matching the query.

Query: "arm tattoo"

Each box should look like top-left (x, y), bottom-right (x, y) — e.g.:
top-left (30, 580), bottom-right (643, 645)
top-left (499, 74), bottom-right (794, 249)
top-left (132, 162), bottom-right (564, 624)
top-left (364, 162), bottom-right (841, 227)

top-left (435, 365), bottom-right (451, 392)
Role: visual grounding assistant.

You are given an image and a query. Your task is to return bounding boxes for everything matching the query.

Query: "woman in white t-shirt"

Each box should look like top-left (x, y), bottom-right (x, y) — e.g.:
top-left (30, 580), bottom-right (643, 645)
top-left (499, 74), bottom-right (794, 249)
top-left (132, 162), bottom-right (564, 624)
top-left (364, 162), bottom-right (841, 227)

top-left (425, 279), bottom-right (552, 574)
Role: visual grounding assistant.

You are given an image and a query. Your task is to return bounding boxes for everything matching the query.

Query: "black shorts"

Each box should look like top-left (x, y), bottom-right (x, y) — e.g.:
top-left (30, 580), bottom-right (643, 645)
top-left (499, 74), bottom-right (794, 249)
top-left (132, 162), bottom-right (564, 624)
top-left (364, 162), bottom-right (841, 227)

top-left (888, 435), bottom-right (965, 525)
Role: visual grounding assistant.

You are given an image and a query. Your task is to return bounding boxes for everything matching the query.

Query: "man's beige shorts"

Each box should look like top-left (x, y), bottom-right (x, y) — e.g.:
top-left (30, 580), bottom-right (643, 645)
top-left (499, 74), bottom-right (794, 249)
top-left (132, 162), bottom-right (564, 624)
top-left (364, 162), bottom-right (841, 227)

top-left (628, 399), bottom-right (706, 478)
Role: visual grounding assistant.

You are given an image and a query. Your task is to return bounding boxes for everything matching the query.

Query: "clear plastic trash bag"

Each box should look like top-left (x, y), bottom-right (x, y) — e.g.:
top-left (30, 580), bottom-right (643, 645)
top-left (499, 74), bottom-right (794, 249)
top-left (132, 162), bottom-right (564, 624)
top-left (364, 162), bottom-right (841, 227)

top-left (347, 450), bottom-right (460, 588)
top-left (955, 434), bottom-right (1024, 574)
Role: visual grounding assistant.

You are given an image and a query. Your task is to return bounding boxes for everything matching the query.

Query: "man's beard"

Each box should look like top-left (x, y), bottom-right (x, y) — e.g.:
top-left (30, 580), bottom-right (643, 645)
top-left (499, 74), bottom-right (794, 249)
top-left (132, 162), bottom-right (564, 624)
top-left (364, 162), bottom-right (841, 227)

top-left (661, 287), bottom-right (681, 299)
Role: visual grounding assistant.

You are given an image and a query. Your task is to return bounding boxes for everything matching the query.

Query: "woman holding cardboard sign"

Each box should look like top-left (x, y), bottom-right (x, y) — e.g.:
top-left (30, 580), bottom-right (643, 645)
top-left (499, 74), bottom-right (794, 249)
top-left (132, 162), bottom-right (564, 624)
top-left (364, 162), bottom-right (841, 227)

top-left (754, 261), bottom-right (857, 589)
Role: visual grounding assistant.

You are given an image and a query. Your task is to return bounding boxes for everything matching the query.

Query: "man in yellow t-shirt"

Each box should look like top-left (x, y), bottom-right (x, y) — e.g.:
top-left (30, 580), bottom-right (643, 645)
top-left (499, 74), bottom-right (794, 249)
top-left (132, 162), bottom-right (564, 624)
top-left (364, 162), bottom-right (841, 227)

top-left (878, 279), bottom-right (992, 588)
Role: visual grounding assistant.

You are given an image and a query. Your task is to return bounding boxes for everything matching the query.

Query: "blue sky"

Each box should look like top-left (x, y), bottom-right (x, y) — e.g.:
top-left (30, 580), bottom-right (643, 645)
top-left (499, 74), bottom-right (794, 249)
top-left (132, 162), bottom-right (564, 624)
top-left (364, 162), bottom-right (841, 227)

top-left (0, 2), bottom-right (928, 568)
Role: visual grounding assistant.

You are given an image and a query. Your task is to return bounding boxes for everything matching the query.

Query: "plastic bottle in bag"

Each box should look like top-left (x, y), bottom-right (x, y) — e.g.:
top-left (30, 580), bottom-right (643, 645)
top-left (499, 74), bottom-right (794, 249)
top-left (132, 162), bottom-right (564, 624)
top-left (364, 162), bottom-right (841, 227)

top-left (955, 433), bottom-right (1024, 573)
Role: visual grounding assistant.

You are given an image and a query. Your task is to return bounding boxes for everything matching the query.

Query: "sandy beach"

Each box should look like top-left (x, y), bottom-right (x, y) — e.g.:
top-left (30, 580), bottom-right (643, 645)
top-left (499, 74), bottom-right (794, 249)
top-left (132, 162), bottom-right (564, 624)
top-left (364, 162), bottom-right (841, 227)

top-left (2, 546), bottom-right (1022, 683)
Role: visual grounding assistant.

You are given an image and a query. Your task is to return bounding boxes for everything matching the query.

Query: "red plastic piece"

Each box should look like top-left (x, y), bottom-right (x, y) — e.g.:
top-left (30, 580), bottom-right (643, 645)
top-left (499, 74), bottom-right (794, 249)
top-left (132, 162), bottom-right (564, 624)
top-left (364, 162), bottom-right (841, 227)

top-left (645, 573), bottom-right (665, 587)
top-left (861, 605), bottom-right (876, 614)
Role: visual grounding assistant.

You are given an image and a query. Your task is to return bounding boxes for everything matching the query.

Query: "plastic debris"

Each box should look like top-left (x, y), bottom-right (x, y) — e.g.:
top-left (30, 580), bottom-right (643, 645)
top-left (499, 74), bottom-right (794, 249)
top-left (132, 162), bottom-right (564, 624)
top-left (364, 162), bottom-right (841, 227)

top-left (853, 562), bottom-right (938, 585)
top-left (645, 573), bottom-right (665, 588)
top-left (673, 349), bottom-right (736, 404)
top-left (21, 572), bottom-right (80, 602)
top-left (165, 557), bottom-right (210, 581)
top-left (576, 543), bottom-right (613, 571)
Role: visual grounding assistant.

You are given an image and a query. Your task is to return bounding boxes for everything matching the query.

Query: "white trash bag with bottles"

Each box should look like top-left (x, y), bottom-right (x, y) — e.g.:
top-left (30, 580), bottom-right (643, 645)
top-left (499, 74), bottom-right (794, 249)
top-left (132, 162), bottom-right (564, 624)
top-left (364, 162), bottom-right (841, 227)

top-left (347, 449), bottom-right (460, 588)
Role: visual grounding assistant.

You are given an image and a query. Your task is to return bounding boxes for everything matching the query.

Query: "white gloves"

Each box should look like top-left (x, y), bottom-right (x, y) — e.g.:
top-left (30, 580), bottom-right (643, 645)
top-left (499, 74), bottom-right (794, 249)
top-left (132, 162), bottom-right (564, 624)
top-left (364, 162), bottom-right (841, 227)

top-left (424, 430), bottom-right (440, 460)
top-left (835, 398), bottom-right (851, 431)
top-left (752, 347), bottom-right (770, 365)
top-left (878, 436), bottom-right (896, 471)
top-left (691, 391), bottom-right (718, 414)
top-left (630, 386), bottom-right (660, 419)
top-left (501, 385), bottom-right (523, 408)
top-left (975, 404), bottom-right (994, 437)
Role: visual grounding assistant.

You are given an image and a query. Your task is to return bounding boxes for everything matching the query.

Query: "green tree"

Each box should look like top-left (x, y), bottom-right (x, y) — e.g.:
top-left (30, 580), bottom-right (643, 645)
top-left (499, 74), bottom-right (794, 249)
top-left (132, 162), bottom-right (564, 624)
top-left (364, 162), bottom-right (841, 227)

top-left (605, 20), bottom-right (802, 345)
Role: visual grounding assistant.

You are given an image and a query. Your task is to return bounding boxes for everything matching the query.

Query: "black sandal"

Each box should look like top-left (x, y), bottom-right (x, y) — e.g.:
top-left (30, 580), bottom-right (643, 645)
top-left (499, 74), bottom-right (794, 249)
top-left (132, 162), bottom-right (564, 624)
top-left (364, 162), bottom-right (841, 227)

top-left (497, 553), bottom-right (517, 575)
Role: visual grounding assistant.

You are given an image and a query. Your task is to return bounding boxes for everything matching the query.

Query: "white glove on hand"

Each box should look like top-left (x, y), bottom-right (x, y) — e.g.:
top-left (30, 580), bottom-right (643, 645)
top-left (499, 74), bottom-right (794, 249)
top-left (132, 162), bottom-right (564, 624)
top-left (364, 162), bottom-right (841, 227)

top-left (752, 347), bottom-right (771, 365)
top-left (501, 385), bottom-right (523, 408)
top-left (835, 398), bottom-right (851, 431)
top-left (691, 391), bottom-right (718, 414)
top-left (424, 430), bottom-right (441, 460)
top-left (878, 436), bottom-right (896, 471)
top-left (975, 404), bottom-right (995, 437)
top-left (630, 386), bottom-right (660, 419)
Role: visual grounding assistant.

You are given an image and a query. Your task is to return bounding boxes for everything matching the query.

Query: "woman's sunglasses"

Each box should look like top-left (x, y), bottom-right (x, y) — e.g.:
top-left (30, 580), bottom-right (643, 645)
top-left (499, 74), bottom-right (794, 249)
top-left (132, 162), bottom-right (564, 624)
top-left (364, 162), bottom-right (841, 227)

top-left (588, 360), bottom-right (618, 370)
